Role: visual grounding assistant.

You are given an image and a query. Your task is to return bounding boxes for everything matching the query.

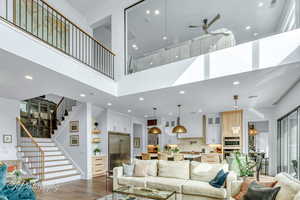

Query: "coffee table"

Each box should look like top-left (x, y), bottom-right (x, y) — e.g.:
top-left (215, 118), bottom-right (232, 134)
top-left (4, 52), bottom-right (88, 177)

top-left (108, 186), bottom-right (176, 200)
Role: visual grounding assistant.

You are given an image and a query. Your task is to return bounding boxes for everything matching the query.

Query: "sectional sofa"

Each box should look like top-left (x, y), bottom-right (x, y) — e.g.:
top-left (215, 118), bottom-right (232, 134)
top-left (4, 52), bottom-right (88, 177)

top-left (113, 160), bottom-right (237, 200)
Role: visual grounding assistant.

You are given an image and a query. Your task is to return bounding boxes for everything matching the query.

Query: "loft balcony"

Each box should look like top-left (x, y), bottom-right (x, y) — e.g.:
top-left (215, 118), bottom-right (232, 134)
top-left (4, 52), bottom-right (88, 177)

top-left (0, 0), bottom-right (115, 79)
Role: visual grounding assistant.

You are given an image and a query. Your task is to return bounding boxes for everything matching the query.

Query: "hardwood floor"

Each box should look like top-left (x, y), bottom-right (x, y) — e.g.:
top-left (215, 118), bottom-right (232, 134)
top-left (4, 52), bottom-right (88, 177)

top-left (37, 176), bottom-right (112, 200)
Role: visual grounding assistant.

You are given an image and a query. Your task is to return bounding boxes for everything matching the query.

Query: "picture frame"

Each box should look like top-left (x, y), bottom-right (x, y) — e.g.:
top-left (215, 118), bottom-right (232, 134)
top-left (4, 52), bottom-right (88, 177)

top-left (3, 135), bottom-right (12, 143)
top-left (133, 137), bottom-right (140, 148)
top-left (171, 121), bottom-right (176, 127)
top-left (69, 121), bottom-right (79, 132)
top-left (165, 121), bottom-right (170, 127)
top-left (70, 135), bottom-right (79, 146)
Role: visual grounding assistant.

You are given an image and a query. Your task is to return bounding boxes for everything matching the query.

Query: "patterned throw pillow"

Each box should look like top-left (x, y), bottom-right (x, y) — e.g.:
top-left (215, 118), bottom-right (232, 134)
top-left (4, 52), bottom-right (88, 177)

top-left (123, 163), bottom-right (134, 177)
top-left (133, 162), bottom-right (148, 177)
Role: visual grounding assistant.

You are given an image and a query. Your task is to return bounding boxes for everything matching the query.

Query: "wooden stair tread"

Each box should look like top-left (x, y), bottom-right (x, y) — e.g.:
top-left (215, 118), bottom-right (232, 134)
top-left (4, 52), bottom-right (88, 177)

top-left (43, 173), bottom-right (80, 182)
top-left (19, 150), bottom-right (60, 152)
top-left (29, 164), bottom-right (72, 169)
top-left (33, 168), bottom-right (76, 175)
top-left (24, 159), bottom-right (68, 164)
top-left (21, 141), bottom-right (53, 143)
top-left (17, 146), bottom-right (56, 148)
top-left (23, 155), bottom-right (63, 158)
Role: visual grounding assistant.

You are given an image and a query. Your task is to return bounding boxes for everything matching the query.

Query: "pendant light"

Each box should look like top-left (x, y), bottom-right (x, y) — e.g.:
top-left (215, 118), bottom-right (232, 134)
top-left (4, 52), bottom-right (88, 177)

top-left (172, 105), bottom-right (187, 134)
top-left (249, 124), bottom-right (258, 136)
top-left (148, 108), bottom-right (162, 134)
top-left (232, 95), bottom-right (241, 135)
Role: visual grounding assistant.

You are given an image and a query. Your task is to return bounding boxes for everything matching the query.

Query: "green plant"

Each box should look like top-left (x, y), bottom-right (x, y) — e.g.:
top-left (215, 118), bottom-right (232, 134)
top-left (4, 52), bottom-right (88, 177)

top-left (172, 147), bottom-right (180, 153)
top-left (94, 148), bottom-right (101, 155)
top-left (234, 152), bottom-right (256, 177)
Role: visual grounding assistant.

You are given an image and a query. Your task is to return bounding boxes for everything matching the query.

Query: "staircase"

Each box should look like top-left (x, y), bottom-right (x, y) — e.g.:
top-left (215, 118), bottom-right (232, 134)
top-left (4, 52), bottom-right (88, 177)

top-left (16, 97), bottom-right (81, 185)
top-left (18, 138), bottom-right (81, 185)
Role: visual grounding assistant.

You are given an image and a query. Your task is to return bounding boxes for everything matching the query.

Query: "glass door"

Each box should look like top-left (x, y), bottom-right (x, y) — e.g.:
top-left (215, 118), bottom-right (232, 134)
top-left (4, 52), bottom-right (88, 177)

top-left (288, 111), bottom-right (298, 178)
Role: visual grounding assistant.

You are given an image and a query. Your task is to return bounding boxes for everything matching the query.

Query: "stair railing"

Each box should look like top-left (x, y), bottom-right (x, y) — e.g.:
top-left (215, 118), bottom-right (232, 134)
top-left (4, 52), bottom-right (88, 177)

top-left (16, 117), bottom-right (45, 181)
top-left (0, 0), bottom-right (115, 79)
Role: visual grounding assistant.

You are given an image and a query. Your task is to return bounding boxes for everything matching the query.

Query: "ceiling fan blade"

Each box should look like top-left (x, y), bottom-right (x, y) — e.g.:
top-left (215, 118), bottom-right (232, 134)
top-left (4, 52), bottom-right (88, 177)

top-left (207, 14), bottom-right (221, 28)
top-left (188, 25), bottom-right (201, 28)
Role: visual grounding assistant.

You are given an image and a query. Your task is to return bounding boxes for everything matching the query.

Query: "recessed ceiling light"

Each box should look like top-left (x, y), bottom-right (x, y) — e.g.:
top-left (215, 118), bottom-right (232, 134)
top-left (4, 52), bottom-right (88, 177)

top-left (253, 32), bottom-right (259, 36)
top-left (139, 97), bottom-right (144, 101)
top-left (150, 62), bottom-right (153, 65)
top-left (179, 90), bottom-right (185, 94)
top-left (245, 26), bottom-right (251, 30)
top-left (132, 44), bottom-right (138, 50)
top-left (175, 55), bottom-right (178, 58)
top-left (107, 102), bottom-right (112, 106)
top-left (80, 94), bottom-right (86, 97)
top-left (146, 10), bottom-right (150, 14)
top-left (25, 75), bottom-right (33, 80)
top-left (128, 109), bottom-right (132, 113)
top-left (144, 115), bottom-right (148, 118)
top-left (258, 2), bottom-right (264, 7)
top-left (233, 81), bottom-right (240, 85)
top-left (198, 109), bottom-right (202, 113)
top-left (168, 112), bottom-right (173, 116)
top-left (162, 36), bottom-right (167, 40)
top-left (154, 10), bottom-right (160, 15)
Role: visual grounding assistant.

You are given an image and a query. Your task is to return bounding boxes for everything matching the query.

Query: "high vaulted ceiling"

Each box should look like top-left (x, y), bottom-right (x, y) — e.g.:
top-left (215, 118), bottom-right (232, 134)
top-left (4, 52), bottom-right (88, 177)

top-left (126, 0), bottom-right (287, 58)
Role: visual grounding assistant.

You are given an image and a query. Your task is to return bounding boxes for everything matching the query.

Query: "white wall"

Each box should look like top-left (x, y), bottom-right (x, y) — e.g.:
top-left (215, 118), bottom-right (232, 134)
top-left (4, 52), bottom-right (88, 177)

top-left (43, 0), bottom-right (92, 35)
top-left (54, 102), bottom-right (92, 179)
top-left (0, 97), bottom-right (20, 161)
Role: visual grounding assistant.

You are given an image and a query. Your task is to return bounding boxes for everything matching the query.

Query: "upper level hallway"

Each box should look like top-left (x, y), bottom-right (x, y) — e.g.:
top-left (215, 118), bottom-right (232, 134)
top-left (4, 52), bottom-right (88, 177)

top-left (0, 0), bottom-right (300, 100)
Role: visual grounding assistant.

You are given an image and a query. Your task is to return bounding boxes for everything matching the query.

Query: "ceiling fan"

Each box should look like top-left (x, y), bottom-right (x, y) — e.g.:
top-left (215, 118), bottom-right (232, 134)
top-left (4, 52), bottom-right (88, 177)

top-left (188, 14), bottom-right (229, 36)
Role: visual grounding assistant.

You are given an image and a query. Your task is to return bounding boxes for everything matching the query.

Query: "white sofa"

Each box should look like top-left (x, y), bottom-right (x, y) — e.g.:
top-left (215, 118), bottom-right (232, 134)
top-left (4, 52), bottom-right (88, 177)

top-left (229, 172), bottom-right (300, 200)
top-left (113, 160), bottom-right (237, 200)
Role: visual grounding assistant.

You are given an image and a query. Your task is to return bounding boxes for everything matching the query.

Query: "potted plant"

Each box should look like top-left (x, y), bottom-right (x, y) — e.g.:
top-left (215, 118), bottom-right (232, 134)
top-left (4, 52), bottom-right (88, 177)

top-left (233, 152), bottom-right (256, 179)
top-left (172, 147), bottom-right (180, 154)
top-left (94, 148), bottom-right (101, 156)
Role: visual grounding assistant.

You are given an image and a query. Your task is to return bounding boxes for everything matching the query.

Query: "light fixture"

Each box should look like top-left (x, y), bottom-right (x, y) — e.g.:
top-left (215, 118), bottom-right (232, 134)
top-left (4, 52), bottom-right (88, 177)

top-left (150, 62), bottom-right (153, 65)
top-left (249, 124), bottom-right (258, 136)
top-left (162, 36), bottom-right (168, 40)
top-left (107, 102), bottom-right (112, 106)
top-left (148, 108), bottom-right (161, 134)
top-left (172, 105), bottom-right (187, 134)
top-left (139, 97), bottom-right (144, 101)
top-left (253, 32), bottom-right (259, 36)
top-left (144, 115), bottom-right (148, 118)
top-left (128, 109), bottom-right (132, 113)
top-left (232, 95), bottom-right (241, 135)
top-left (179, 90), bottom-right (185, 94)
top-left (132, 44), bottom-right (138, 50)
top-left (175, 55), bottom-right (178, 58)
top-left (245, 26), bottom-right (251, 30)
top-left (154, 9), bottom-right (160, 15)
top-left (168, 112), bottom-right (173, 116)
top-left (25, 75), bottom-right (33, 80)
top-left (146, 10), bottom-right (150, 14)
top-left (198, 109), bottom-right (202, 113)
top-left (258, 2), bottom-right (264, 7)
top-left (80, 94), bottom-right (86, 97)
top-left (233, 81), bottom-right (240, 85)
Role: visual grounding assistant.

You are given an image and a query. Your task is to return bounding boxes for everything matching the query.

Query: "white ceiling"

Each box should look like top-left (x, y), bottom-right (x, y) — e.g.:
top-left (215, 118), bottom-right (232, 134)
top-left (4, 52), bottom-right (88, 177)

top-left (126, 0), bottom-right (287, 58)
top-left (1, 46), bottom-right (300, 119)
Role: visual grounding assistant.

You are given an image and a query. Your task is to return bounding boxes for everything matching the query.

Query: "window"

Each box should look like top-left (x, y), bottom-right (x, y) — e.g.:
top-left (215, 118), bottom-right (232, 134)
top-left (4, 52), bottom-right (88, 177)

top-left (277, 107), bottom-right (300, 179)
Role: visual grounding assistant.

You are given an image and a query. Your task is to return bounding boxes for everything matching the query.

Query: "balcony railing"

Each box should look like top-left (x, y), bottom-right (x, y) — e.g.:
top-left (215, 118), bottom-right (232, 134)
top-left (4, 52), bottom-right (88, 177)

top-left (0, 0), bottom-right (115, 79)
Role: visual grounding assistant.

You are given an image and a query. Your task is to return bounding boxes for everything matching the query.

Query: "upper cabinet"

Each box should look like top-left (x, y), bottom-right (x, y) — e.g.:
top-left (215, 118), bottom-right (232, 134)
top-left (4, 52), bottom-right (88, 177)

top-left (204, 113), bottom-right (221, 144)
top-left (107, 110), bottom-right (131, 133)
top-left (221, 110), bottom-right (243, 137)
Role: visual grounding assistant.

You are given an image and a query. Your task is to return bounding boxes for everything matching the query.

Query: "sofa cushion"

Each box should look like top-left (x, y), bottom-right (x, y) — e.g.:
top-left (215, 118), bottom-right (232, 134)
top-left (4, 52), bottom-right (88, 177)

top-left (134, 161), bottom-right (148, 177)
top-left (134, 160), bottom-right (157, 177)
top-left (118, 176), bottom-right (146, 187)
top-left (158, 160), bottom-right (190, 179)
top-left (275, 173), bottom-right (300, 200)
top-left (182, 180), bottom-right (227, 199)
top-left (146, 177), bottom-right (188, 193)
top-left (191, 161), bottom-right (228, 182)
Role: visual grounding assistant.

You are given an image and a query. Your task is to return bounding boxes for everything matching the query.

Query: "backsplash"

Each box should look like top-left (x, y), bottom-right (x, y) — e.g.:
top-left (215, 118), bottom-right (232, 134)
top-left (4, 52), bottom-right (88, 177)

top-left (177, 137), bottom-right (214, 153)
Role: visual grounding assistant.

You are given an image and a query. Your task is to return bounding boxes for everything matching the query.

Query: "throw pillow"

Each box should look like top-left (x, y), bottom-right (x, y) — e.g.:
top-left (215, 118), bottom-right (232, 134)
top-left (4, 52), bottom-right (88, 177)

top-left (234, 178), bottom-right (278, 200)
top-left (134, 162), bottom-right (148, 177)
top-left (123, 163), bottom-right (134, 177)
top-left (244, 182), bottom-right (281, 200)
top-left (209, 169), bottom-right (229, 188)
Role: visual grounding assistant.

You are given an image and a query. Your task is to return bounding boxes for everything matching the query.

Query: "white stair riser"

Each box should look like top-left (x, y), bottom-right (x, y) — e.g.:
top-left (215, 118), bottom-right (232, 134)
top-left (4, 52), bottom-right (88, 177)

top-left (27, 160), bottom-right (69, 168)
top-left (21, 138), bottom-right (52, 143)
top-left (20, 151), bottom-right (62, 156)
top-left (44, 165), bottom-right (74, 172)
top-left (23, 156), bottom-right (65, 161)
top-left (43, 175), bottom-right (81, 185)
top-left (21, 143), bottom-right (56, 147)
top-left (44, 170), bottom-right (78, 179)
top-left (20, 147), bottom-right (59, 151)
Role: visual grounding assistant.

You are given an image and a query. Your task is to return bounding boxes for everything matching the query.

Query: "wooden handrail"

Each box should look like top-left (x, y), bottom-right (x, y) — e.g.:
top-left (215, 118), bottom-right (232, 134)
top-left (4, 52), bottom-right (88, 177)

top-left (37, 0), bottom-right (115, 56)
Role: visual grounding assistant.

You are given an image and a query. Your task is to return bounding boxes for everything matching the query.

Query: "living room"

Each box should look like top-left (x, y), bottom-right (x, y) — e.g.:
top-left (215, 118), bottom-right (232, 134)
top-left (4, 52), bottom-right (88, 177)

top-left (0, 0), bottom-right (300, 200)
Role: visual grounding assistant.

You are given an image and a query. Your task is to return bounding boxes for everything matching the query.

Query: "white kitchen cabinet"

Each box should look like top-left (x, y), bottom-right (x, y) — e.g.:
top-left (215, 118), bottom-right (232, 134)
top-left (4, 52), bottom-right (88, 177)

top-left (205, 114), bottom-right (221, 144)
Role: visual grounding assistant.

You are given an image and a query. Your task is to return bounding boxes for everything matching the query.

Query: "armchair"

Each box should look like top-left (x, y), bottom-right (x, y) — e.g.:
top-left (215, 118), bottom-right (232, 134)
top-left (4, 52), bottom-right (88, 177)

top-left (0, 162), bottom-right (36, 200)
